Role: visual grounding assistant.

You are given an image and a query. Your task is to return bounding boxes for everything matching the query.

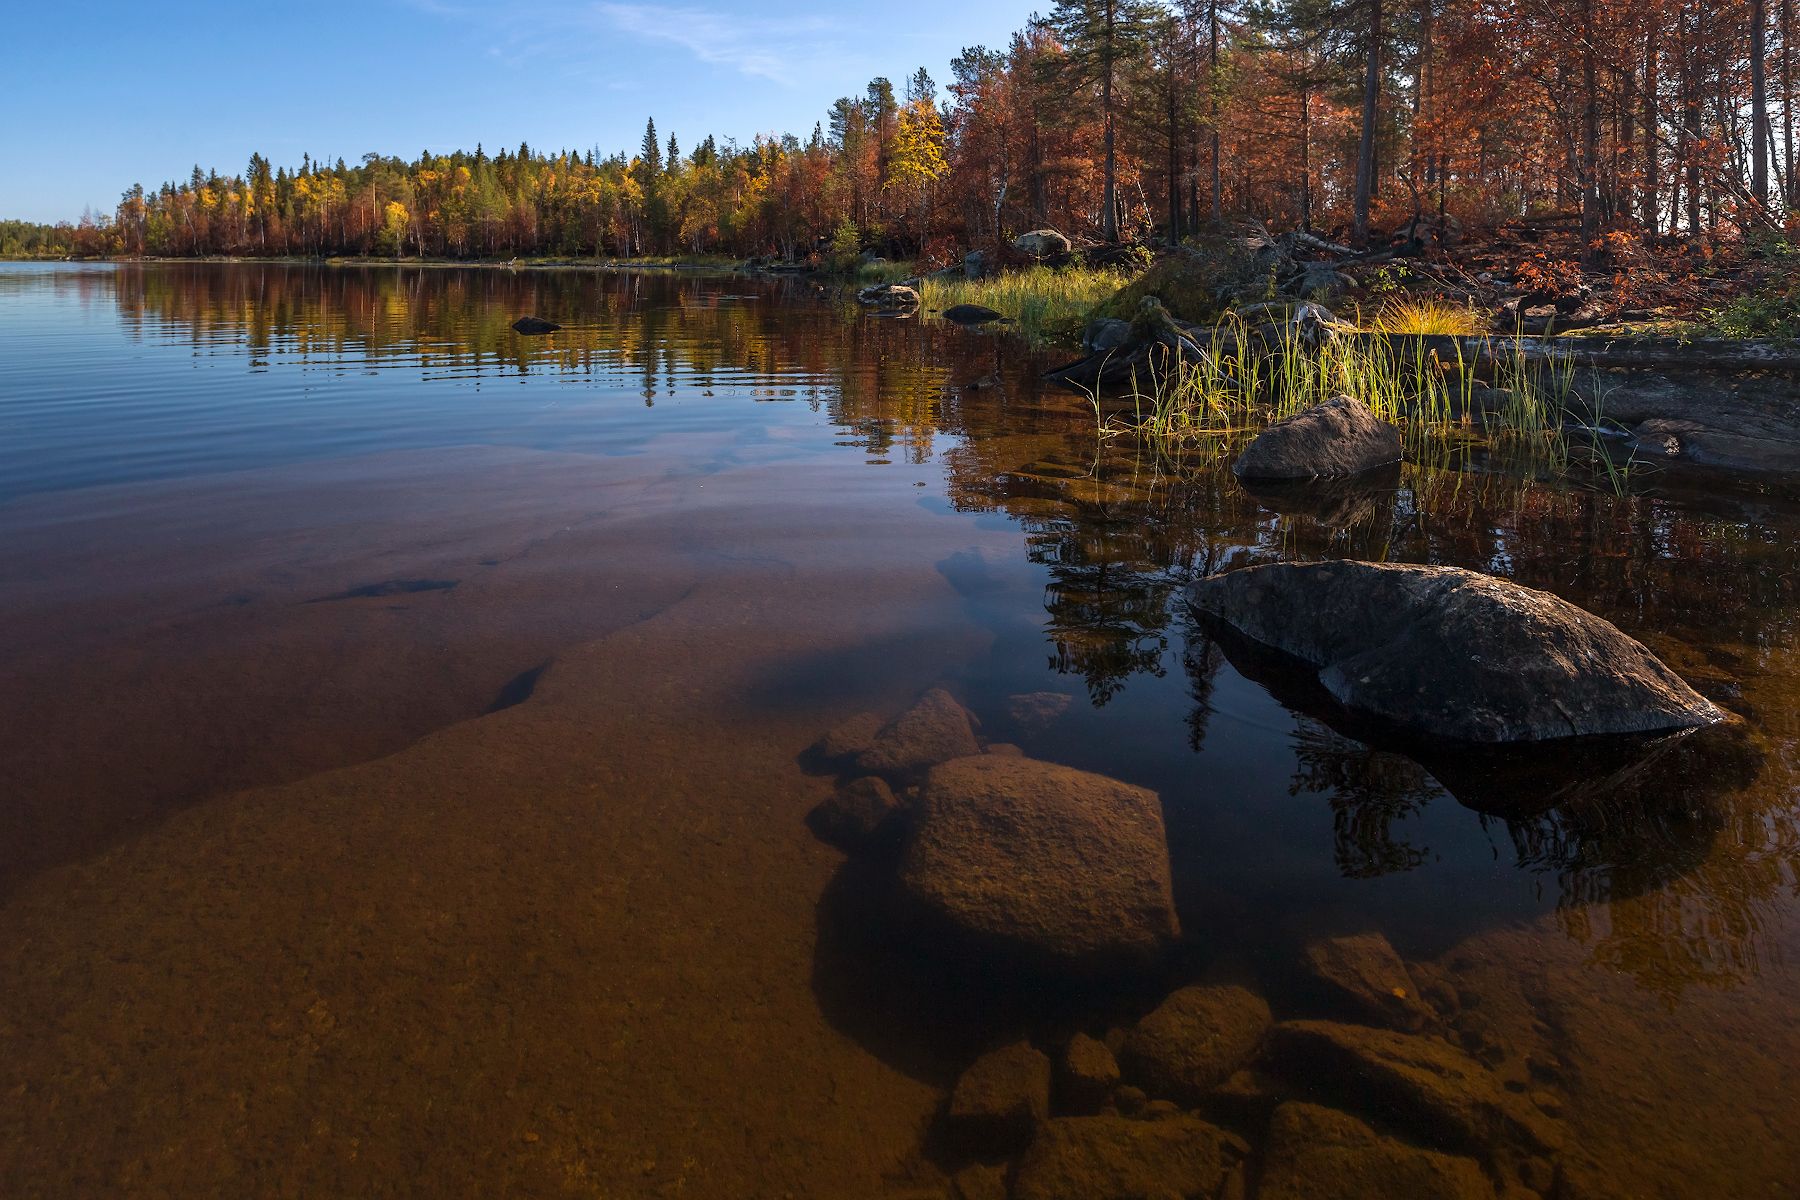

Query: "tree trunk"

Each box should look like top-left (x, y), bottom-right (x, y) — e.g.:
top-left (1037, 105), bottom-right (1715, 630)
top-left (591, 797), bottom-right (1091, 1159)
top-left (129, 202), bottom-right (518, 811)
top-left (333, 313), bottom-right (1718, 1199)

top-left (1643, 26), bottom-right (1661, 234)
top-left (1353, 0), bottom-right (1383, 246)
top-left (1784, 0), bottom-right (1796, 206)
top-left (1754, 0), bottom-right (1772, 205)
top-left (1102, 0), bottom-right (1120, 242)
top-left (1209, 0), bottom-right (1223, 223)
top-left (1580, 0), bottom-right (1602, 261)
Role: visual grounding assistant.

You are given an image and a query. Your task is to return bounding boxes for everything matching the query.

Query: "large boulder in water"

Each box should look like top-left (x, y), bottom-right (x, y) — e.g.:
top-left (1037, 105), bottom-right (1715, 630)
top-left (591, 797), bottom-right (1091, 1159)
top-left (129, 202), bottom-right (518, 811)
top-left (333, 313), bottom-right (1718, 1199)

top-left (854, 688), bottom-right (980, 780)
top-left (1118, 984), bottom-right (1272, 1103)
top-left (1189, 561), bottom-right (1723, 743)
top-left (1233, 395), bottom-right (1402, 481)
top-left (897, 755), bottom-right (1179, 974)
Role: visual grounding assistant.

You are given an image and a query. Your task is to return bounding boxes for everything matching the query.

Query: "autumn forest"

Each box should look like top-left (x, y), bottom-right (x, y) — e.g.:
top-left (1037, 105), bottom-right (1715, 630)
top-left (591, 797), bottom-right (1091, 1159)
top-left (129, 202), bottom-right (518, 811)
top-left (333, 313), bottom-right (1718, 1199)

top-left (8, 0), bottom-right (1799, 262)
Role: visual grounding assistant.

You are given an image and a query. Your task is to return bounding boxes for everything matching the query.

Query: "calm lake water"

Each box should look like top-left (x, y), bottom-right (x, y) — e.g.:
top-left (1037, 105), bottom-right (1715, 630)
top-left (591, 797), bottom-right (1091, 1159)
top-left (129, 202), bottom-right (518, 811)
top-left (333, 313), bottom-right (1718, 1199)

top-left (1, 261), bottom-right (1797, 1197)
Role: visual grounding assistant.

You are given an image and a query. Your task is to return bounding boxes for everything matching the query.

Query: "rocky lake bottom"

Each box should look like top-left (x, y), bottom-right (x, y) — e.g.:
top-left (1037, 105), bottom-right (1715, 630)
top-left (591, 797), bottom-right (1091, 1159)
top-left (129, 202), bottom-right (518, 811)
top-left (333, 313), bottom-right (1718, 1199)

top-left (1, 262), bottom-right (1797, 1198)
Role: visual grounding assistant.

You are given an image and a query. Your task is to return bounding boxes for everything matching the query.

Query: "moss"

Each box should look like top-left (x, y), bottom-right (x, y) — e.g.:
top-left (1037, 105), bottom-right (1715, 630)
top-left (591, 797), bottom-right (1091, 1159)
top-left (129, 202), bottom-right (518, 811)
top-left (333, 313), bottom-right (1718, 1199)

top-left (1089, 237), bottom-right (1260, 325)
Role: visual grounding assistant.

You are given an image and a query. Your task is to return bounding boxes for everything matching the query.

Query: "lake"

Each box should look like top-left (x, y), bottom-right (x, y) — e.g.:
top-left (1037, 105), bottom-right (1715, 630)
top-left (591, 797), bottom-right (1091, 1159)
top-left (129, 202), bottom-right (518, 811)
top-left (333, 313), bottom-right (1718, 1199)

top-left (1, 261), bottom-right (1797, 1197)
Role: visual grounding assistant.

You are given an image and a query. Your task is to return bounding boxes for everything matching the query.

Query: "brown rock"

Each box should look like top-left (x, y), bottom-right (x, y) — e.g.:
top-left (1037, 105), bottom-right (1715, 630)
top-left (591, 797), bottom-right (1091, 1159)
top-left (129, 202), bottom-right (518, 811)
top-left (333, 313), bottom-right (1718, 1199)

top-left (1058, 1033), bottom-right (1120, 1114)
top-left (1119, 985), bottom-right (1272, 1104)
top-left (984, 743), bottom-right (1026, 757)
top-left (1302, 931), bottom-right (1433, 1031)
top-left (810, 710), bottom-right (883, 763)
top-left (807, 776), bottom-right (903, 849)
top-left (1010, 1115), bottom-right (1244, 1200)
top-left (1189, 561), bottom-right (1723, 743)
top-left (898, 756), bottom-right (1179, 973)
top-left (945, 1041), bottom-right (1051, 1153)
top-left (1006, 691), bottom-right (1074, 729)
top-left (1259, 1102), bottom-right (1497, 1200)
top-left (856, 689), bottom-right (980, 779)
top-left (951, 1163), bottom-right (1008, 1200)
top-left (1232, 395), bottom-right (1403, 481)
top-left (1263, 1021), bottom-right (1562, 1156)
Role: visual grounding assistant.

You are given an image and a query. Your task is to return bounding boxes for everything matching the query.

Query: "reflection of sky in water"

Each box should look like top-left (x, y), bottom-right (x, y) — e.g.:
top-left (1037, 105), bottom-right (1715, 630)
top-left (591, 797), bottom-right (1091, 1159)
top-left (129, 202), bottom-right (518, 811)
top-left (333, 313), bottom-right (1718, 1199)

top-left (1, 261), bottom-right (1797, 998)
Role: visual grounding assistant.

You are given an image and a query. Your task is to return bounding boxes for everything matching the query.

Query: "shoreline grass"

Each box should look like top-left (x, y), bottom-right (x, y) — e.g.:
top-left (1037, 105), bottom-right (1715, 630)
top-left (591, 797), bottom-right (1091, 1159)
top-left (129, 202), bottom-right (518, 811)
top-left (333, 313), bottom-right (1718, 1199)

top-left (920, 265), bottom-right (1137, 348)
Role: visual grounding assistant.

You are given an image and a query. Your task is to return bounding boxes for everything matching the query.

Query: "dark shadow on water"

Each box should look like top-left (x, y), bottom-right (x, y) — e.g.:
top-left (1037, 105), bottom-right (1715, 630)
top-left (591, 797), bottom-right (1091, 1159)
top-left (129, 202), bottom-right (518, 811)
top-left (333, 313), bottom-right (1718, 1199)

top-left (484, 661), bottom-right (548, 714)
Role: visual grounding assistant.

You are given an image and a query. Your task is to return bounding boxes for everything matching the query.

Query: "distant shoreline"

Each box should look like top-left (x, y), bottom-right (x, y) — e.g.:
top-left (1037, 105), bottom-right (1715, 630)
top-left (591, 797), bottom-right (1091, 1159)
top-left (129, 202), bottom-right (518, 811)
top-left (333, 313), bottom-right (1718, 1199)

top-left (0, 254), bottom-right (750, 271)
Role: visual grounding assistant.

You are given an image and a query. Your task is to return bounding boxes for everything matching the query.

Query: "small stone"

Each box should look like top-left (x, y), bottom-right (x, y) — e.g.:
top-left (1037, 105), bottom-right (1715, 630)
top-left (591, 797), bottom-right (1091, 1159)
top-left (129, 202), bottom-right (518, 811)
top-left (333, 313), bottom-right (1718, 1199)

top-left (1142, 1099), bottom-right (1182, 1118)
top-left (810, 711), bottom-right (883, 763)
top-left (1119, 985), bottom-right (1272, 1104)
top-left (1111, 1085), bottom-right (1147, 1115)
top-left (1011, 1115), bottom-right (1244, 1200)
top-left (1302, 931), bottom-right (1434, 1031)
top-left (983, 743), bottom-right (1026, 757)
top-left (1528, 1091), bottom-right (1562, 1117)
top-left (1259, 1102), bottom-right (1497, 1200)
top-left (1058, 1033), bottom-right (1120, 1114)
top-left (807, 777), bottom-right (903, 850)
top-left (1205, 1068), bottom-right (1287, 1124)
top-left (1006, 691), bottom-right (1074, 729)
top-left (945, 1041), bottom-right (1051, 1153)
top-left (855, 689), bottom-right (980, 779)
top-left (1518, 1156), bottom-right (1556, 1193)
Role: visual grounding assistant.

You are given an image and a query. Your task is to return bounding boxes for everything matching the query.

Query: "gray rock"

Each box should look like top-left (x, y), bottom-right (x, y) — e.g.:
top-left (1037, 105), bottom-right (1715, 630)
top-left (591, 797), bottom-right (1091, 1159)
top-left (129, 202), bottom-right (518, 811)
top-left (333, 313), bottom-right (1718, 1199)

top-left (1262, 1021), bottom-right (1562, 1156)
top-left (897, 755), bottom-right (1179, 973)
top-left (1631, 418), bottom-right (1800, 476)
top-left (1259, 1102), bottom-right (1497, 1200)
top-left (1082, 317), bottom-right (1133, 353)
top-left (962, 251), bottom-right (989, 281)
top-left (807, 776), bottom-right (903, 849)
top-left (1011, 1115), bottom-right (1245, 1200)
top-left (1302, 931), bottom-right (1434, 1032)
top-left (1058, 1033), bottom-right (1121, 1114)
top-left (1013, 229), bottom-right (1073, 258)
top-left (858, 283), bottom-right (921, 310)
top-left (855, 689), bottom-right (981, 779)
top-left (1119, 985), bottom-right (1272, 1104)
top-left (1189, 561), bottom-right (1724, 743)
top-left (945, 1041), bottom-right (1051, 1152)
top-left (1233, 395), bottom-right (1402, 481)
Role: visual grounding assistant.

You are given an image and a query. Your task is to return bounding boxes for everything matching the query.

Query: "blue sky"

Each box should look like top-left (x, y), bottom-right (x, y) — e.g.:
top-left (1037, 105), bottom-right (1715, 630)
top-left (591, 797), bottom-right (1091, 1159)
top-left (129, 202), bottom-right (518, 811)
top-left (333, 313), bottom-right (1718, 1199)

top-left (0, 0), bottom-right (1046, 224)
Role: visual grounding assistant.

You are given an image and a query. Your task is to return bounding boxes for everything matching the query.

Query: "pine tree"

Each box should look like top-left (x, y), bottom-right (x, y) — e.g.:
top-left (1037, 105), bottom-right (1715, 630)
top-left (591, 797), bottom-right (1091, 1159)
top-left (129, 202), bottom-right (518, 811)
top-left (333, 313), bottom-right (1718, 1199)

top-left (1043, 0), bottom-right (1160, 242)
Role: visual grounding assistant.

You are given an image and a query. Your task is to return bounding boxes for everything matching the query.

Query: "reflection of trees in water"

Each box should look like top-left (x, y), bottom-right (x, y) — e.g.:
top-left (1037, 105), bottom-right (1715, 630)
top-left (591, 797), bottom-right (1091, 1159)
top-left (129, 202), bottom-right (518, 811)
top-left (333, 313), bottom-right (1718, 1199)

top-left (1288, 719), bottom-right (1445, 879)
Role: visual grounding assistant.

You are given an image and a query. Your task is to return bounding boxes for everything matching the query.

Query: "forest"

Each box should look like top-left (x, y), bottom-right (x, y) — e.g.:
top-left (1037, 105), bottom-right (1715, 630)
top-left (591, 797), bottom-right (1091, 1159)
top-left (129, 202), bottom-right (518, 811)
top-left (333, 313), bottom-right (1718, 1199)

top-left (10, 0), bottom-right (1799, 269)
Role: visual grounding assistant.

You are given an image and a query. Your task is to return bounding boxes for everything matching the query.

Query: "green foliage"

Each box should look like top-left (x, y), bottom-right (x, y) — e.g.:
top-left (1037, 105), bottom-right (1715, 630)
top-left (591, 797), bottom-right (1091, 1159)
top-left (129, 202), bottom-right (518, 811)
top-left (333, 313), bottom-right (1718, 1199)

top-left (1702, 278), bottom-right (1800, 340)
top-left (1089, 244), bottom-right (1249, 324)
top-left (829, 220), bottom-right (861, 259)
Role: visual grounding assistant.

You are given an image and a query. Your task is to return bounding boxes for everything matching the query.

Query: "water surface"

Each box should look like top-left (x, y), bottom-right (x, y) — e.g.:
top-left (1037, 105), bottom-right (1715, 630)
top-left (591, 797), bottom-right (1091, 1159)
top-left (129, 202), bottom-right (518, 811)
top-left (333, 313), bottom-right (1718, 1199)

top-left (1, 262), bottom-right (1796, 1197)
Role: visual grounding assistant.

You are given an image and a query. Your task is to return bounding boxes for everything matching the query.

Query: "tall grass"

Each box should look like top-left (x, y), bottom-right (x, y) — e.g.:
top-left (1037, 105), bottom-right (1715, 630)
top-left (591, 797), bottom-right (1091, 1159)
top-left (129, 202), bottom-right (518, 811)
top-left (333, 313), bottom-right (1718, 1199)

top-left (1113, 316), bottom-right (1577, 473)
top-left (920, 265), bottom-right (1137, 347)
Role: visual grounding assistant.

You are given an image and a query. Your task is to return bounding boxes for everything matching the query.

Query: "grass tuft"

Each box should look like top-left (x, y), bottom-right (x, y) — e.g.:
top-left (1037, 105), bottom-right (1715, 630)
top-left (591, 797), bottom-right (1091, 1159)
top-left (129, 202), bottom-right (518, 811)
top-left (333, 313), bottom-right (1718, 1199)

top-left (920, 265), bottom-right (1140, 347)
top-left (1365, 297), bottom-right (1484, 337)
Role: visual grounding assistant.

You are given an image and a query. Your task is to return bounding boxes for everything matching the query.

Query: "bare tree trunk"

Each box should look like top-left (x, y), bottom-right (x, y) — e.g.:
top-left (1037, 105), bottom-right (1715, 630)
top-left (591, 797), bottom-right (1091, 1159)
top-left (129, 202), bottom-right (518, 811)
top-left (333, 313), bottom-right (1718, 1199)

top-left (1784, 0), bottom-right (1797, 205)
top-left (1102, 0), bottom-right (1120, 242)
top-left (1353, 0), bottom-right (1382, 246)
top-left (1644, 26), bottom-right (1661, 233)
top-left (1754, 0), bottom-right (1772, 205)
top-left (1209, 0), bottom-right (1223, 223)
top-left (1580, 0), bottom-right (1602, 260)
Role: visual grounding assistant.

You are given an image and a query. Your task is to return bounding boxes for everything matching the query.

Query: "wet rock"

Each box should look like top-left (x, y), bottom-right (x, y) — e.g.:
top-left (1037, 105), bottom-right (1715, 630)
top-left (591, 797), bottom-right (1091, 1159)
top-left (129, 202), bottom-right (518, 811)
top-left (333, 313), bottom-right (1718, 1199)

top-left (1119, 985), bottom-right (1272, 1103)
top-left (855, 689), bottom-right (980, 779)
top-left (1204, 1067), bottom-right (1289, 1125)
top-left (1110, 1084), bottom-right (1147, 1115)
top-left (1011, 1115), bottom-right (1244, 1200)
top-left (1013, 229), bottom-right (1073, 259)
top-left (858, 283), bottom-right (921, 310)
top-left (1630, 418), bottom-right (1800, 476)
top-left (1046, 296), bottom-right (1208, 392)
top-left (1259, 1102), bottom-right (1497, 1200)
top-left (1232, 395), bottom-right (1403, 481)
top-left (1082, 317), bottom-right (1133, 353)
top-left (943, 304), bottom-right (1006, 325)
top-left (809, 711), bottom-right (884, 764)
top-left (1237, 467), bottom-right (1401, 528)
top-left (510, 316), bottom-right (560, 334)
top-left (806, 776), bottom-right (903, 850)
top-left (1058, 1033), bottom-right (1120, 1114)
top-left (1302, 931), bottom-right (1433, 1031)
top-left (1005, 691), bottom-right (1074, 729)
top-left (983, 743), bottom-right (1025, 758)
top-left (1262, 1020), bottom-right (1561, 1155)
top-left (945, 1041), bottom-right (1051, 1152)
top-left (962, 251), bottom-right (988, 280)
top-left (897, 755), bottom-right (1179, 973)
top-left (1141, 1099), bottom-right (1182, 1119)
top-left (1189, 561), bottom-right (1724, 743)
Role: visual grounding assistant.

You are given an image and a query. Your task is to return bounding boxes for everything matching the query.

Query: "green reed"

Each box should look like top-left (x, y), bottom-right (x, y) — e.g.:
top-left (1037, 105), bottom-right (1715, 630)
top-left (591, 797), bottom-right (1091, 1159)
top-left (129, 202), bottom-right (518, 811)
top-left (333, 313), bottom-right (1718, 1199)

top-left (920, 266), bottom-right (1137, 348)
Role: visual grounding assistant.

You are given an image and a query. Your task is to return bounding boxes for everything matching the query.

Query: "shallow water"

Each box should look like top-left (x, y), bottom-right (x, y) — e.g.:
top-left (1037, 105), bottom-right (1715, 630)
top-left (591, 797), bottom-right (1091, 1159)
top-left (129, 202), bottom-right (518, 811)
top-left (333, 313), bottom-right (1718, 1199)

top-left (1, 262), bottom-right (1797, 1197)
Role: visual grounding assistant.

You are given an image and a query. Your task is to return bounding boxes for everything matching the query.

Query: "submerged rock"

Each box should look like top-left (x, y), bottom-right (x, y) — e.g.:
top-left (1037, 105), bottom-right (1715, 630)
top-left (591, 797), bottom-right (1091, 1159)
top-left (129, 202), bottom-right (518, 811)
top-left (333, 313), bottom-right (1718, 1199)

top-left (1011, 1115), bottom-right (1244, 1200)
top-left (945, 1041), bottom-right (1051, 1152)
top-left (1233, 395), bottom-right (1403, 481)
top-left (1262, 1020), bottom-right (1561, 1156)
top-left (1259, 1102), bottom-right (1497, 1200)
top-left (809, 711), bottom-right (884, 764)
top-left (1301, 931), bottom-right (1434, 1032)
top-left (1057, 1033), bottom-right (1121, 1114)
top-left (1189, 561), bottom-right (1724, 743)
top-left (855, 689), bottom-right (981, 780)
top-left (510, 316), bottom-right (560, 334)
top-left (897, 755), bottom-right (1179, 973)
top-left (807, 776), bottom-right (903, 850)
top-left (942, 304), bottom-right (1007, 325)
top-left (1119, 984), bottom-right (1272, 1103)
top-left (1005, 691), bottom-right (1074, 729)
top-left (1012, 229), bottom-right (1073, 258)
